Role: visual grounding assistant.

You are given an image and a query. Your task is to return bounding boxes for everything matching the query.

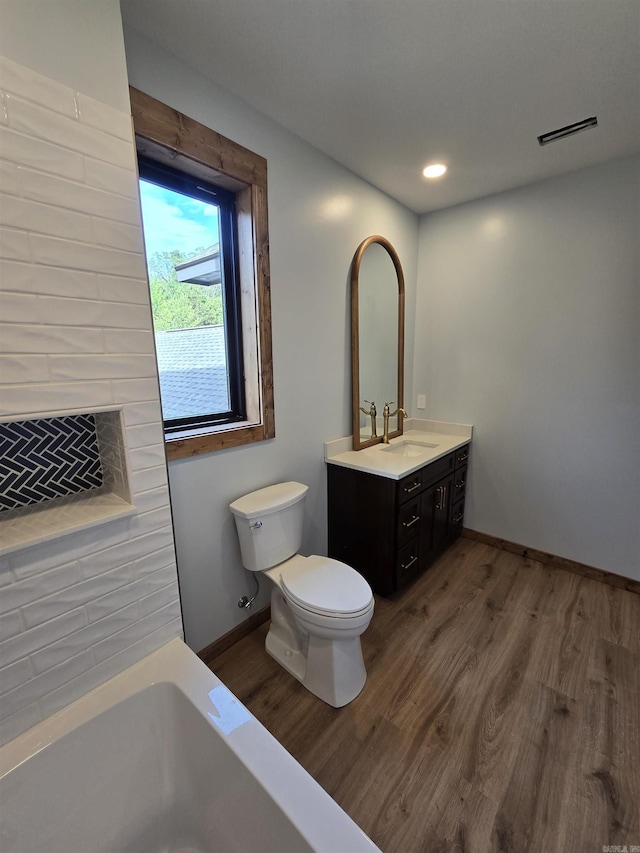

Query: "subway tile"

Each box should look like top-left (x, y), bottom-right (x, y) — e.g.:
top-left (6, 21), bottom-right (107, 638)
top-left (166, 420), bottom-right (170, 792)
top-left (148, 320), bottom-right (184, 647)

top-left (0, 700), bottom-right (43, 746)
top-left (0, 225), bottom-right (30, 261)
top-left (39, 639), bottom-right (147, 721)
top-left (20, 167), bottom-right (141, 225)
top-left (0, 259), bottom-right (99, 299)
top-left (31, 601), bottom-right (139, 675)
top-left (0, 55), bottom-right (77, 117)
top-left (111, 377), bottom-right (161, 404)
top-left (75, 93), bottom-right (132, 141)
top-left (49, 353), bottom-right (157, 381)
top-left (0, 561), bottom-right (81, 616)
top-left (77, 528), bottom-right (174, 580)
top-left (131, 487), bottom-right (169, 517)
top-left (96, 274), bottom-right (150, 305)
top-left (0, 160), bottom-right (20, 195)
top-left (100, 298), bottom-right (154, 330)
top-left (0, 609), bottom-right (24, 643)
top-left (9, 522), bottom-right (129, 578)
top-left (23, 563), bottom-right (134, 629)
top-left (131, 464), bottom-right (170, 496)
top-left (0, 126), bottom-right (84, 179)
top-left (0, 290), bottom-right (35, 322)
top-left (131, 465), bottom-right (167, 495)
top-left (0, 353), bottom-right (50, 384)
top-left (92, 600), bottom-right (180, 664)
top-left (92, 217), bottom-right (143, 253)
top-left (29, 234), bottom-right (147, 279)
top-left (84, 157), bottom-right (139, 199)
top-left (86, 576), bottom-right (153, 624)
top-left (32, 294), bottom-right (149, 329)
top-left (125, 423), bottom-right (165, 451)
top-left (0, 607), bottom-right (87, 667)
top-left (133, 546), bottom-right (176, 579)
top-left (143, 617), bottom-right (183, 655)
top-left (127, 507), bottom-right (174, 539)
top-left (7, 94), bottom-right (135, 170)
top-left (0, 194), bottom-right (94, 243)
top-left (103, 328), bottom-right (155, 355)
top-left (123, 401), bottom-right (163, 427)
top-left (138, 578), bottom-right (180, 618)
top-left (0, 559), bottom-right (12, 586)
top-left (0, 650), bottom-right (93, 722)
top-left (1, 323), bottom-right (105, 355)
top-left (0, 380), bottom-right (114, 417)
top-left (0, 657), bottom-right (33, 695)
top-left (127, 444), bottom-right (170, 473)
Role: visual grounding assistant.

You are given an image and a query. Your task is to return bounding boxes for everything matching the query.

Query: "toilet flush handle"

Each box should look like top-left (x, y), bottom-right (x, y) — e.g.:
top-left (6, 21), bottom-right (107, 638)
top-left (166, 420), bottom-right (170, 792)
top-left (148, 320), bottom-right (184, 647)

top-left (250, 520), bottom-right (263, 530)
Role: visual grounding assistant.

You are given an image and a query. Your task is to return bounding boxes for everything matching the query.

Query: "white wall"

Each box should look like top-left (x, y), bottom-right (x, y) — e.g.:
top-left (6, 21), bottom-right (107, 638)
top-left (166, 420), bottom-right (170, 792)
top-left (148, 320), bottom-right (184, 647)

top-left (123, 27), bottom-right (420, 651)
top-left (413, 155), bottom-right (640, 579)
top-left (0, 3), bottom-right (181, 745)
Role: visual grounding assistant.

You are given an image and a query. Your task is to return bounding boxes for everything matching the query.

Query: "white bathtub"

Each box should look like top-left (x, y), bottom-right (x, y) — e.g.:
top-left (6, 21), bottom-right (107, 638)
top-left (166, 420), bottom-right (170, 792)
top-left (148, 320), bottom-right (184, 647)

top-left (0, 638), bottom-right (379, 853)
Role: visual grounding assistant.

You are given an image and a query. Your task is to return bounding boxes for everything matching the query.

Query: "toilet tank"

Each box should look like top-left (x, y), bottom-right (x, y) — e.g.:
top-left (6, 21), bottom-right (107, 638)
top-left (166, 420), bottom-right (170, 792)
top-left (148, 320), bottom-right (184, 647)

top-left (229, 482), bottom-right (309, 571)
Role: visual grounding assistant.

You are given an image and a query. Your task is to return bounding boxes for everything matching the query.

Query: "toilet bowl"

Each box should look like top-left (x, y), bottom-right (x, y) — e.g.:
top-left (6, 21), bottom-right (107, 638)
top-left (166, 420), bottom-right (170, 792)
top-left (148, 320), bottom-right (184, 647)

top-left (230, 483), bottom-right (374, 707)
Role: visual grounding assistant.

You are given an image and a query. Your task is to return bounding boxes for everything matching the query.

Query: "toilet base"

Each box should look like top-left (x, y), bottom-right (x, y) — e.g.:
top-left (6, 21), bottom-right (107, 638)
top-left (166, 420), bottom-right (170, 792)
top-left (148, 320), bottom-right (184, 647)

top-left (266, 589), bottom-right (367, 708)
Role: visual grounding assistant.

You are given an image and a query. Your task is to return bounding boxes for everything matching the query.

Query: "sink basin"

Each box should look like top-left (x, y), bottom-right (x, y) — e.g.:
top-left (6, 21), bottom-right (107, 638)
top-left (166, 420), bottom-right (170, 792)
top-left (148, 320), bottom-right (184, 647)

top-left (380, 441), bottom-right (438, 457)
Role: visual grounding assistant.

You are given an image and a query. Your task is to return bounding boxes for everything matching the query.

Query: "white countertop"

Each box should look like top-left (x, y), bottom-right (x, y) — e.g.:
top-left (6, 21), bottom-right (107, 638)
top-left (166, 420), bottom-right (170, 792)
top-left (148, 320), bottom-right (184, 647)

top-left (324, 419), bottom-right (472, 480)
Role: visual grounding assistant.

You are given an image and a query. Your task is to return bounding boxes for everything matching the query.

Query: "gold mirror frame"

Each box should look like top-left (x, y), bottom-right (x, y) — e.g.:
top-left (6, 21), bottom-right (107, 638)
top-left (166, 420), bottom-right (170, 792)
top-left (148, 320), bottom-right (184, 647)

top-left (351, 235), bottom-right (405, 450)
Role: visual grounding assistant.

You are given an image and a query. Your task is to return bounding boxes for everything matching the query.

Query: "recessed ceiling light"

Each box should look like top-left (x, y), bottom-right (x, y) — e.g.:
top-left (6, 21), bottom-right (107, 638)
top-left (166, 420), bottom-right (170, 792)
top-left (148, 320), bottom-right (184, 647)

top-left (422, 163), bottom-right (448, 179)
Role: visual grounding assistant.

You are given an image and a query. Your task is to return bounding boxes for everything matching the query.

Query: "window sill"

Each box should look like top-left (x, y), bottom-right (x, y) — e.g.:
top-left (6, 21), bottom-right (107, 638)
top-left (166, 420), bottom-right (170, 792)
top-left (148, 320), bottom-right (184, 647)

top-left (164, 420), bottom-right (274, 461)
top-left (0, 491), bottom-right (136, 557)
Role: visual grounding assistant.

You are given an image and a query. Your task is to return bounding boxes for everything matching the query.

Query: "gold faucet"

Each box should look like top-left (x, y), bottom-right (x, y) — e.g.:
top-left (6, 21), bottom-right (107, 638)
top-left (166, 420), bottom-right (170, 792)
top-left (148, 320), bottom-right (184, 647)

top-left (382, 402), bottom-right (407, 443)
top-left (359, 400), bottom-right (377, 438)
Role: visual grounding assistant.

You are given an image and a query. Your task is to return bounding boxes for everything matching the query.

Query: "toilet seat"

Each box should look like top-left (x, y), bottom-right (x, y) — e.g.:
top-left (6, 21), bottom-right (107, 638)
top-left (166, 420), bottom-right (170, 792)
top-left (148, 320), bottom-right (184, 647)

top-left (271, 555), bottom-right (373, 618)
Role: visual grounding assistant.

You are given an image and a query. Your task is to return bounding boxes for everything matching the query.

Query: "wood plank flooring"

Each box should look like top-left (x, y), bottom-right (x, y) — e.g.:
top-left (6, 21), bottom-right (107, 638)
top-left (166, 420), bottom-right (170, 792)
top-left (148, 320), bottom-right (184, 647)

top-left (209, 539), bottom-right (640, 853)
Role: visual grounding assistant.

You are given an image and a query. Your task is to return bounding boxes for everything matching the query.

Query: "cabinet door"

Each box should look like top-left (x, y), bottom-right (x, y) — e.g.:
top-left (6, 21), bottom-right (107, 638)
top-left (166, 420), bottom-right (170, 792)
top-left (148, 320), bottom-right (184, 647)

top-left (419, 473), bottom-right (454, 566)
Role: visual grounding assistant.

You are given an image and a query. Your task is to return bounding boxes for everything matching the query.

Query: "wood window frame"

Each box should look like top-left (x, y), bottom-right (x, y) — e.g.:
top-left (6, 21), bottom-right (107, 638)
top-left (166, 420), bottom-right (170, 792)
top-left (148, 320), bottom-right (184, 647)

top-left (130, 87), bottom-right (275, 461)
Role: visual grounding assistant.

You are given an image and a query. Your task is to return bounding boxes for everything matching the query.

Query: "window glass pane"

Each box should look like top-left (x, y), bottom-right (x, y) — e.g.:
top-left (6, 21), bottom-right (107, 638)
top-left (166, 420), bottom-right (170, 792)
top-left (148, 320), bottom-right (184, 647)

top-left (138, 179), bottom-right (231, 422)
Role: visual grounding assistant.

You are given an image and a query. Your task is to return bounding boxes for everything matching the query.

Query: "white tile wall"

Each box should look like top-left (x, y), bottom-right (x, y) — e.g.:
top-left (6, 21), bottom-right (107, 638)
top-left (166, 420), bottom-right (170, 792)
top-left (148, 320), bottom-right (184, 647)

top-left (0, 55), bottom-right (182, 745)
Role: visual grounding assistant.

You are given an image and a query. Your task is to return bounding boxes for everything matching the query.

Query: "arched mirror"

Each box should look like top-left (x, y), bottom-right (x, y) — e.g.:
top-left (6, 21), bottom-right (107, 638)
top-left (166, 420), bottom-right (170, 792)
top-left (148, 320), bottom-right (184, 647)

top-left (351, 235), bottom-right (405, 450)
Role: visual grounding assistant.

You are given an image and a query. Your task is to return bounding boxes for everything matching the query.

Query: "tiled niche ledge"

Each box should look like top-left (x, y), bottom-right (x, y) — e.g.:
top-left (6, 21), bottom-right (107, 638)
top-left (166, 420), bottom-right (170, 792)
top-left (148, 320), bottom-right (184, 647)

top-left (0, 408), bottom-right (135, 556)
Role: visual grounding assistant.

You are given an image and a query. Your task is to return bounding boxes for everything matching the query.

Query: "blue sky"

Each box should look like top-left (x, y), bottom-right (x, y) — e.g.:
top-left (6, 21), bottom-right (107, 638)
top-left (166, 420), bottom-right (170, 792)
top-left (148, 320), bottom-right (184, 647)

top-left (138, 180), bottom-right (220, 259)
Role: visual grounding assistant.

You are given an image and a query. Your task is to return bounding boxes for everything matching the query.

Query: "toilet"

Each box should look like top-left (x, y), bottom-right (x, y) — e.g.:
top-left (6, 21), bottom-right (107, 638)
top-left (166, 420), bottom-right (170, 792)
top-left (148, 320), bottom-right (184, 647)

top-left (230, 482), bottom-right (374, 707)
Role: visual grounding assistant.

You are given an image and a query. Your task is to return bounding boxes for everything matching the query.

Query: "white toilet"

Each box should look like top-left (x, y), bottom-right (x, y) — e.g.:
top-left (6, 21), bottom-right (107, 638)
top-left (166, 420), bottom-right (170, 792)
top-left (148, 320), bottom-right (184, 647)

top-left (230, 482), bottom-right (374, 707)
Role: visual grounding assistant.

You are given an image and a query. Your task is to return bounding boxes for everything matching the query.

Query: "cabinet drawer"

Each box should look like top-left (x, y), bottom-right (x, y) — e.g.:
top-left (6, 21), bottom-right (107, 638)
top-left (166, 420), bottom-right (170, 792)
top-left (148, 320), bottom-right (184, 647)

top-left (396, 540), bottom-right (420, 587)
top-left (455, 445), bottom-right (470, 468)
top-left (422, 451), bottom-right (455, 488)
top-left (398, 470), bottom-right (422, 504)
top-left (397, 498), bottom-right (421, 548)
top-left (453, 464), bottom-right (467, 500)
top-left (451, 497), bottom-right (465, 532)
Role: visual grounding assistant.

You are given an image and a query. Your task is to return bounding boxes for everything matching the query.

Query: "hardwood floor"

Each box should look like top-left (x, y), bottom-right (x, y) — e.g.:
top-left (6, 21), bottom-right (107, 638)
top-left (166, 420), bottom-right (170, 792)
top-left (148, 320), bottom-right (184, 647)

top-left (209, 539), bottom-right (640, 853)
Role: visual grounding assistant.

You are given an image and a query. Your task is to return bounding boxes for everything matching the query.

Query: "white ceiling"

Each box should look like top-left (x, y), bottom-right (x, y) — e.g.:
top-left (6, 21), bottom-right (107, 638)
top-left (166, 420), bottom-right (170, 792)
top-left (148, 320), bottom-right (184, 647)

top-left (120, 0), bottom-right (640, 214)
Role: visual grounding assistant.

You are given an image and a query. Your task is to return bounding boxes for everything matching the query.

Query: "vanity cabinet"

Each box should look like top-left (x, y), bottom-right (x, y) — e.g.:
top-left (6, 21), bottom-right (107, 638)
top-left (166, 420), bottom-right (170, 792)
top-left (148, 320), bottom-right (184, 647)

top-left (327, 443), bottom-right (470, 596)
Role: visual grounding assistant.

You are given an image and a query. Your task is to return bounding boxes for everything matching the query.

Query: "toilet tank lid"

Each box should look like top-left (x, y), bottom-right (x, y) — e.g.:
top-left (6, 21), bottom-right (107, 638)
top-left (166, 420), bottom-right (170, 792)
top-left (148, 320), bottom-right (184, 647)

top-left (229, 482), bottom-right (308, 519)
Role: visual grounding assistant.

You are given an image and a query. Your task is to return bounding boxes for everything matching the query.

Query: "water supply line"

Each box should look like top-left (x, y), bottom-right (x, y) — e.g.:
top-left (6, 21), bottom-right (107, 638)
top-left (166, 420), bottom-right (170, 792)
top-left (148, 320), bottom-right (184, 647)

top-left (238, 572), bottom-right (260, 609)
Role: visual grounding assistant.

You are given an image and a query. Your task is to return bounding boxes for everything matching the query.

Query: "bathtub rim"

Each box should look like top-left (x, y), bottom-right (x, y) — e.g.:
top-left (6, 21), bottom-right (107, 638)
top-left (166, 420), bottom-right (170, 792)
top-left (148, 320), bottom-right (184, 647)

top-left (0, 637), bottom-right (380, 853)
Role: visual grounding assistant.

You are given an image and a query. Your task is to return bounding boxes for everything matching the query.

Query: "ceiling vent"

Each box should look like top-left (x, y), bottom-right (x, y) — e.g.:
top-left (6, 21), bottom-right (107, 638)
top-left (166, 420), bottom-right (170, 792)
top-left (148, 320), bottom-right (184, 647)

top-left (537, 116), bottom-right (598, 146)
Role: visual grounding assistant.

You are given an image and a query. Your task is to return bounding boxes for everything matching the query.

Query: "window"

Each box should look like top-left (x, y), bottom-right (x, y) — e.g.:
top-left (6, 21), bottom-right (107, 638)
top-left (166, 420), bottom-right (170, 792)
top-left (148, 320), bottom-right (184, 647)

top-left (130, 87), bottom-right (275, 460)
top-left (137, 157), bottom-right (245, 433)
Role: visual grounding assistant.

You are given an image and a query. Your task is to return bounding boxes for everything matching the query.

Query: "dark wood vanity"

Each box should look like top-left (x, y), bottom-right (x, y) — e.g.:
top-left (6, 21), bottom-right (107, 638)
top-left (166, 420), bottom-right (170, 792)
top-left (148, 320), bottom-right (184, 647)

top-left (327, 443), bottom-right (470, 596)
